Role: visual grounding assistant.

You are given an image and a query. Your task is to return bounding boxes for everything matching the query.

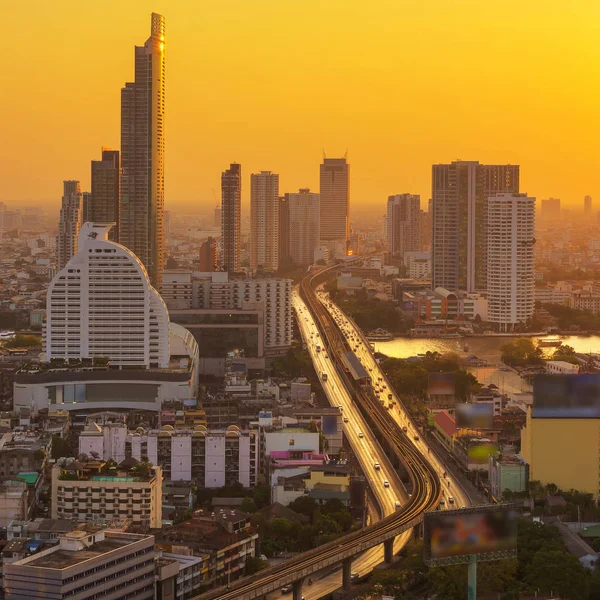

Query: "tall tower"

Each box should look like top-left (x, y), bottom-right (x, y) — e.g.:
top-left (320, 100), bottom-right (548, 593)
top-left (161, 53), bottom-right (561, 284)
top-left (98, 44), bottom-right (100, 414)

top-left (319, 156), bottom-right (349, 257)
top-left (91, 148), bottom-right (120, 241)
top-left (386, 194), bottom-right (421, 259)
top-left (487, 194), bottom-right (535, 332)
top-left (432, 161), bottom-right (519, 292)
top-left (288, 189), bottom-right (320, 266)
top-left (584, 195), bottom-right (592, 215)
top-left (250, 171), bottom-right (279, 272)
top-left (56, 180), bottom-right (83, 270)
top-left (221, 163), bottom-right (242, 273)
top-left (120, 12), bottom-right (165, 288)
top-left (278, 195), bottom-right (290, 268)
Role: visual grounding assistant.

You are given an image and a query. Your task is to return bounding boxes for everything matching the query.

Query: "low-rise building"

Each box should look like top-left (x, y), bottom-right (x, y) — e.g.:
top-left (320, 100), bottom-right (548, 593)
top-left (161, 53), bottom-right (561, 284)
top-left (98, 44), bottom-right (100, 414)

top-left (545, 360), bottom-right (579, 375)
top-left (488, 454), bottom-right (529, 499)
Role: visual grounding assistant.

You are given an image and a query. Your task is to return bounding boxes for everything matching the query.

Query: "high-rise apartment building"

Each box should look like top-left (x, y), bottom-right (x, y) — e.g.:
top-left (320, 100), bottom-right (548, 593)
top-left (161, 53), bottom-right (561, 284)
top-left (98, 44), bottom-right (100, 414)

top-left (214, 204), bottom-right (222, 228)
top-left (250, 171), bottom-right (279, 272)
top-left (319, 157), bottom-right (349, 257)
top-left (287, 188), bottom-right (320, 266)
top-left (487, 193), bottom-right (535, 332)
top-left (199, 237), bottom-right (217, 271)
top-left (56, 180), bottom-right (83, 271)
top-left (584, 195), bottom-right (592, 214)
top-left (46, 222), bottom-right (170, 368)
top-left (90, 148), bottom-right (120, 241)
top-left (432, 161), bottom-right (520, 292)
top-left (120, 13), bottom-right (165, 288)
top-left (221, 163), bottom-right (242, 273)
top-left (541, 197), bottom-right (561, 221)
top-left (278, 196), bottom-right (290, 268)
top-left (81, 191), bottom-right (92, 224)
top-left (386, 194), bottom-right (421, 259)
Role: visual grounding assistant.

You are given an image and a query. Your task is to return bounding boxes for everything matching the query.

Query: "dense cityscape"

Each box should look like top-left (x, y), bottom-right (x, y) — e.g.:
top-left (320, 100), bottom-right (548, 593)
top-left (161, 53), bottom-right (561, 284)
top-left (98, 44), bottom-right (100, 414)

top-left (2, 6), bottom-right (600, 600)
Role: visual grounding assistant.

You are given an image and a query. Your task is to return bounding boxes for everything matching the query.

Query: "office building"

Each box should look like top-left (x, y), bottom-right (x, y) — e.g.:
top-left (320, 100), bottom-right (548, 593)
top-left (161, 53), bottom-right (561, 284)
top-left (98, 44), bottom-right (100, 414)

top-left (221, 163), bottom-right (242, 273)
top-left (541, 197), bottom-right (561, 221)
top-left (250, 171), bottom-right (279, 272)
top-left (278, 196), bottom-right (290, 268)
top-left (90, 148), bottom-right (120, 241)
top-left (432, 161), bottom-right (519, 292)
top-left (213, 205), bottom-right (221, 228)
top-left (487, 193), bottom-right (535, 331)
top-left (584, 195), bottom-right (592, 215)
top-left (319, 156), bottom-right (349, 257)
top-left (4, 529), bottom-right (155, 600)
top-left (50, 461), bottom-right (162, 528)
top-left (404, 251), bottom-right (431, 280)
top-left (198, 237), bottom-right (217, 272)
top-left (120, 13), bottom-right (166, 288)
top-left (56, 181), bottom-right (83, 271)
top-left (81, 192), bottom-right (92, 224)
top-left (164, 210), bottom-right (171, 238)
top-left (287, 188), bottom-right (320, 266)
top-left (386, 194), bottom-right (421, 259)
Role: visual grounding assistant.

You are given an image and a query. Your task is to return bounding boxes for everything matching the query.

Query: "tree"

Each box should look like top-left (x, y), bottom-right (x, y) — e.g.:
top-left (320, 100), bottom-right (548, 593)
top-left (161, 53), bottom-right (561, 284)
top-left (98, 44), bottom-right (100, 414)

top-left (501, 338), bottom-right (543, 366)
top-left (288, 496), bottom-right (318, 519)
top-left (100, 458), bottom-right (118, 474)
top-left (245, 556), bottom-right (268, 575)
top-left (240, 496), bottom-right (258, 513)
top-left (3, 334), bottom-right (41, 349)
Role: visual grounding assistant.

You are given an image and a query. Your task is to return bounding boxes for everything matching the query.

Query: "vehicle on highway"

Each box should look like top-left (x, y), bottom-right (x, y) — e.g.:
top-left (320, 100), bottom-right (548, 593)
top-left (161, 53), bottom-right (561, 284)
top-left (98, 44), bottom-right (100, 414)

top-left (439, 499), bottom-right (445, 506)
top-left (324, 354), bottom-right (328, 359)
top-left (448, 496), bottom-right (455, 504)
top-left (281, 584), bottom-right (293, 593)
top-left (316, 344), bottom-right (321, 352)
top-left (343, 417), bottom-right (349, 423)
top-left (338, 405), bottom-right (343, 411)
top-left (351, 573), bottom-right (359, 582)
top-left (374, 462), bottom-right (380, 470)
top-left (383, 480), bottom-right (389, 487)
top-left (358, 432), bottom-right (364, 438)
top-left (394, 500), bottom-right (402, 510)
top-left (388, 393), bottom-right (392, 400)
top-left (413, 435), bottom-right (419, 441)
top-left (402, 426), bottom-right (408, 433)
top-left (321, 371), bottom-right (328, 381)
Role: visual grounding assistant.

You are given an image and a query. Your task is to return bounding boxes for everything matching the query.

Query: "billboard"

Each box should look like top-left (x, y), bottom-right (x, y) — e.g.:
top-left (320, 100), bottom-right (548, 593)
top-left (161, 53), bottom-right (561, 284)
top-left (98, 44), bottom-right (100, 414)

top-left (322, 415), bottom-right (338, 435)
top-left (423, 505), bottom-right (517, 566)
top-left (456, 403), bottom-right (494, 429)
top-left (467, 442), bottom-right (498, 466)
top-left (429, 373), bottom-right (455, 396)
top-left (533, 374), bottom-right (600, 418)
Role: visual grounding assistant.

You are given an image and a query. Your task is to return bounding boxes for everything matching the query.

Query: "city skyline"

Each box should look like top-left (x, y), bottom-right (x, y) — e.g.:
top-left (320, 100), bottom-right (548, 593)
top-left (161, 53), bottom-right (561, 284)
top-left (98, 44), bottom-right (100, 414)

top-left (3, 2), bottom-right (599, 211)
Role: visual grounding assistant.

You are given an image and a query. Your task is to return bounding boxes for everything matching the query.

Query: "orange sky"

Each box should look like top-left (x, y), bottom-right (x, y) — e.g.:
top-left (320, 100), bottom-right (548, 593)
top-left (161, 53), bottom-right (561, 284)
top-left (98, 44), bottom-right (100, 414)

top-left (2, 0), bottom-right (600, 216)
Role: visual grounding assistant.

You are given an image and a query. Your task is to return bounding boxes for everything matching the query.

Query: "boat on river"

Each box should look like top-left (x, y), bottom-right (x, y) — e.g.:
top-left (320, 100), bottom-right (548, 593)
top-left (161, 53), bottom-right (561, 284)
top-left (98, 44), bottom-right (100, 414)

top-left (537, 338), bottom-right (562, 348)
top-left (367, 328), bottom-right (393, 341)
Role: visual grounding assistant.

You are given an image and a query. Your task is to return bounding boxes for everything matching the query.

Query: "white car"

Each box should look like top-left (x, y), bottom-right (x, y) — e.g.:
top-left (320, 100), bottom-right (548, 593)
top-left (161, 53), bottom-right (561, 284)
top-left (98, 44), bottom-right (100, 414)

top-left (383, 480), bottom-right (389, 488)
top-left (374, 462), bottom-right (381, 470)
top-left (358, 432), bottom-right (364, 438)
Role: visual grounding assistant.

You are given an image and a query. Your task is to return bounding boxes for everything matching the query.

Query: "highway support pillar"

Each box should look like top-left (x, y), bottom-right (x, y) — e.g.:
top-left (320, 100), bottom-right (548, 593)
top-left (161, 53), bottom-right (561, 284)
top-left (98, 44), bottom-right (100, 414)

top-left (467, 555), bottom-right (477, 600)
top-left (384, 538), bottom-right (394, 563)
top-left (342, 557), bottom-right (352, 591)
top-left (292, 580), bottom-right (303, 600)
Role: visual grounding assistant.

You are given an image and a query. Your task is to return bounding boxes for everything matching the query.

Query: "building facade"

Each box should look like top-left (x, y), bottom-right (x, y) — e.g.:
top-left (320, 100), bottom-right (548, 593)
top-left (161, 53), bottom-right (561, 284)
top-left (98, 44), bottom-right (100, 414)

top-left (221, 163), bottom-right (242, 273)
top-left (386, 194), bottom-right (421, 259)
top-left (56, 181), bottom-right (83, 271)
top-left (541, 197), bottom-right (561, 221)
top-left (432, 161), bottom-right (520, 292)
top-left (319, 157), bottom-right (349, 257)
top-left (487, 193), bottom-right (535, 331)
top-left (90, 148), bottom-right (120, 242)
top-left (278, 195), bottom-right (290, 267)
top-left (250, 171), bottom-right (279, 272)
top-left (198, 237), bottom-right (217, 272)
top-left (120, 13), bottom-right (166, 289)
top-left (287, 188), bottom-right (320, 266)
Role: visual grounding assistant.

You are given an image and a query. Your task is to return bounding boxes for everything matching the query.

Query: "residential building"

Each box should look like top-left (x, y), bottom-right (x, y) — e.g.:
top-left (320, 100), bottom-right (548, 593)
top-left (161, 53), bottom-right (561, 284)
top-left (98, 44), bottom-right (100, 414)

top-left (90, 148), bottom-right (120, 241)
top-left (545, 360), bottom-right (579, 375)
top-left (213, 205), bottom-right (221, 228)
top-left (250, 171), bottom-right (279, 272)
top-left (278, 195), bottom-right (290, 267)
top-left (287, 188), bottom-right (320, 266)
top-left (0, 480), bottom-right (28, 527)
top-left (487, 193), bottom-right (535, 331)
top-left (488, 454), bottom-right (529, 499)
top-left (198, 237), bottom-right (217, 272)
top-left (221, 163), bottom-right (242, 273)
top-left (120, 13), bottom-right (166, 289)
top-left (570, 291), bottom-right (600, 315)
top-left (386, 194), bottom-right (421, 259)
top-left (404, 251), bottom-right (431, 280)
top-left (56, 180), bottom-right (83, 271)
top-left (4, 529), bottom-right (156, 600)
top-left (541, 197), bottom-right (561, 221)
top-left (432, 161), bottom-right (520, 292)
top-left (584, 195), bottom-right (592, 215)
top-left (319, 156), bottom-right (349, 257)
top-left (50, 461), bottom-right (162, 528)
top-left (161, 552), bottom-right (206, 599)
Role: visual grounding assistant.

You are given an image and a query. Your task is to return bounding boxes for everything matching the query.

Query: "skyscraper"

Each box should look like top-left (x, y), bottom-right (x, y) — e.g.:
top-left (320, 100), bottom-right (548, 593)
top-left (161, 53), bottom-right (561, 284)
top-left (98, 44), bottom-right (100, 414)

top-left (319, 156), bottom-right (349, 257)
top-left (278, 195), bottom-right (291, 268)
top-left (250, 171), bottom-right (279, 272)
top-left (199, 237), bottom-right (217, 271)
top-left (584, 195), bottom-right (592, 214)
top-left (91, 148), bottom-right (120, 241)
top-left (120, 12), bottom-right (165, 288)
top-left (487, 193), bottom-right (535, 332)
top-left (541, 198), bottom-right (561, 221)
top-left (56, 180), bottom-right (83, 271)
top-left (288, 188), bottom-right (320, 266)
top-left (221, 163), bottom-right (242, 273)
top-left (432, 161), bottom-right (519, 292)
top-left (214, 204), bottom-right (222, 228)
top-left (386, 194), bottom-right (421, 259)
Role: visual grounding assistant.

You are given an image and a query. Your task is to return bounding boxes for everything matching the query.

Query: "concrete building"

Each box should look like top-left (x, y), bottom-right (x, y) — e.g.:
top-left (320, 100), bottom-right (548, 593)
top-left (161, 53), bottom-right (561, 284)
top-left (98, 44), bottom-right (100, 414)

top-left (56, 180), bottom-right (83, 271)
top-left (278, 195), bottom-right (290, 267)
top-left (404, 251), bottom-right (431, 280)
top-left (213, 205), bottom-right (221, 228)
top-left (221, 163), bottom-right (242, 273)
top-left (50, 461), bottom-right (162, 528)
top-left (545, 360), bottom-right (579, 375)
top-left (198, 237), bottom-right (217, 272)
top-left (584, 195), bottom-right (592, 215)
top-left (250, 171), bottom-right (279, 272)
top-left (4, 529), bottom-right (155, 600)
top-left (570, 291), bottom-right (600, 315)
top-left (0, 480), bottom-right (28, 527)
top-left (541, 197), bottom-right (561, 221)
top-left (120, 13), bottom-right (166, 289)
top-left (386, 194), bottom-right (421, 259)
top-left (432, 161), bottom-right (520, 292)
top-left (287, 188), bottom-right (320, 266)
top-left (488, 454), bottom-right (529, 499)
top-left (319, 157), bottom-right (349, 258)
top-left (90, 148), bottom-right (120, 241)
top-left (487, 193), bottom-right (535, 331)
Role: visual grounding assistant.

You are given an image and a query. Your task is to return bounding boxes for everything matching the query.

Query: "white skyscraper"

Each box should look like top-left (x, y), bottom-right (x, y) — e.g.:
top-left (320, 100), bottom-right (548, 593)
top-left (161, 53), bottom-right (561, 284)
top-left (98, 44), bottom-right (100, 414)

top-left (45, 222), bottom-right (170, 367)
top-left (56, 180), bottom-right (83, 271)
top-left (288, 188), bottom-right (320, 266)
top-left (487, 193), bottom-right (536, 332)
top-left (250, 171), bottom-right (280, 272)
top-left (386, 194), bottom-right (421, 259)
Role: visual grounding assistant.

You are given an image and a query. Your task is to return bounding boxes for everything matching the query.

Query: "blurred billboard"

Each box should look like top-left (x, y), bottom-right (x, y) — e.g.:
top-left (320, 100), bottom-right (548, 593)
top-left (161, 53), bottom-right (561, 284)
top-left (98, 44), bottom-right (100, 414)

top-left (429, 373), bottom-right (455, 396)
top-left (467, 442), bottom-right (498, 466)
top-left (322, 415), bottom-right (338, 435)
top-left (456, 403), bottom-right (494, 429)
top-left (533, 374), bottom-right (600, 418)
top-left (424, 505), bottom-right (517, 566)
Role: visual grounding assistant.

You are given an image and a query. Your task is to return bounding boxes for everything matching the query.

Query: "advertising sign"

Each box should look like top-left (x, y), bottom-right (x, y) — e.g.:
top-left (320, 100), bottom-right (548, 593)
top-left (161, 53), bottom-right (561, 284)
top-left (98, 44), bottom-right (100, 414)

top-left (533, 374), bottom-right (600, 418)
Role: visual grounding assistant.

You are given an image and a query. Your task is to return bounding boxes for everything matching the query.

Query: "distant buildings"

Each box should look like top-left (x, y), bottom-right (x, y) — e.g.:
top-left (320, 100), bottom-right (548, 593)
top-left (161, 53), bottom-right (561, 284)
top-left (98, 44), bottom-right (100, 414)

top-left (386, 194), bottom-right (421, 259)
top-left (120, 13), bottom-right (166, 289)
top-left (90, 148), bottom-right (120, 241)
top-left (319, 157), bottom-right (349, 258)
top-left (403, 251), bottom-right (431, 280)
top-left (56, 180), bottom-right (83, 271)
top-left (198, 237), bottom-right (217, 271)
top-left (287, 188), bottom-right (320, 266)
top-left (250, 171), bottom-right (279, 272)
top-left (584, 195), bottom-right (592, 214)
top-left (432, 161), bottom-right (520, 292)
top-left (278, 195), bottom-right (290, 267)
top-left (221, 163), bottom-right (242, 273)
top-left (541, 197), bottom-right (561, 221)
top-left (487, 193), bottom-right (535, 331)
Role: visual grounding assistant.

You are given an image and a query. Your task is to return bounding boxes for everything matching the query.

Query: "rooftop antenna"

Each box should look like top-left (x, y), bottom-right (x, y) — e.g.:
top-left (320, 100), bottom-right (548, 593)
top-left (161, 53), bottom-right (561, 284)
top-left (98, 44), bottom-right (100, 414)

top-left (344, 149), bottom-right (348, 160)
top-left (322, 149), bottom-right (326, 160)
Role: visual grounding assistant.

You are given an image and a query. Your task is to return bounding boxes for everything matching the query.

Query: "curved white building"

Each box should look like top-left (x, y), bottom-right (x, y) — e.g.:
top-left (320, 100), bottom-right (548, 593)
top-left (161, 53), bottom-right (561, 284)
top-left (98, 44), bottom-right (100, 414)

top-left (45, 222), bottom-right (170, 368)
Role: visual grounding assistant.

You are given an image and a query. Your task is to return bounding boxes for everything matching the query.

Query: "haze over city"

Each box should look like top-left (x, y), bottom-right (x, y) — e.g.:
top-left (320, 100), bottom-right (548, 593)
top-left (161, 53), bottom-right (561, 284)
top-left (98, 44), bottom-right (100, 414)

top-left (3, 0), bottom-right (600, 211)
